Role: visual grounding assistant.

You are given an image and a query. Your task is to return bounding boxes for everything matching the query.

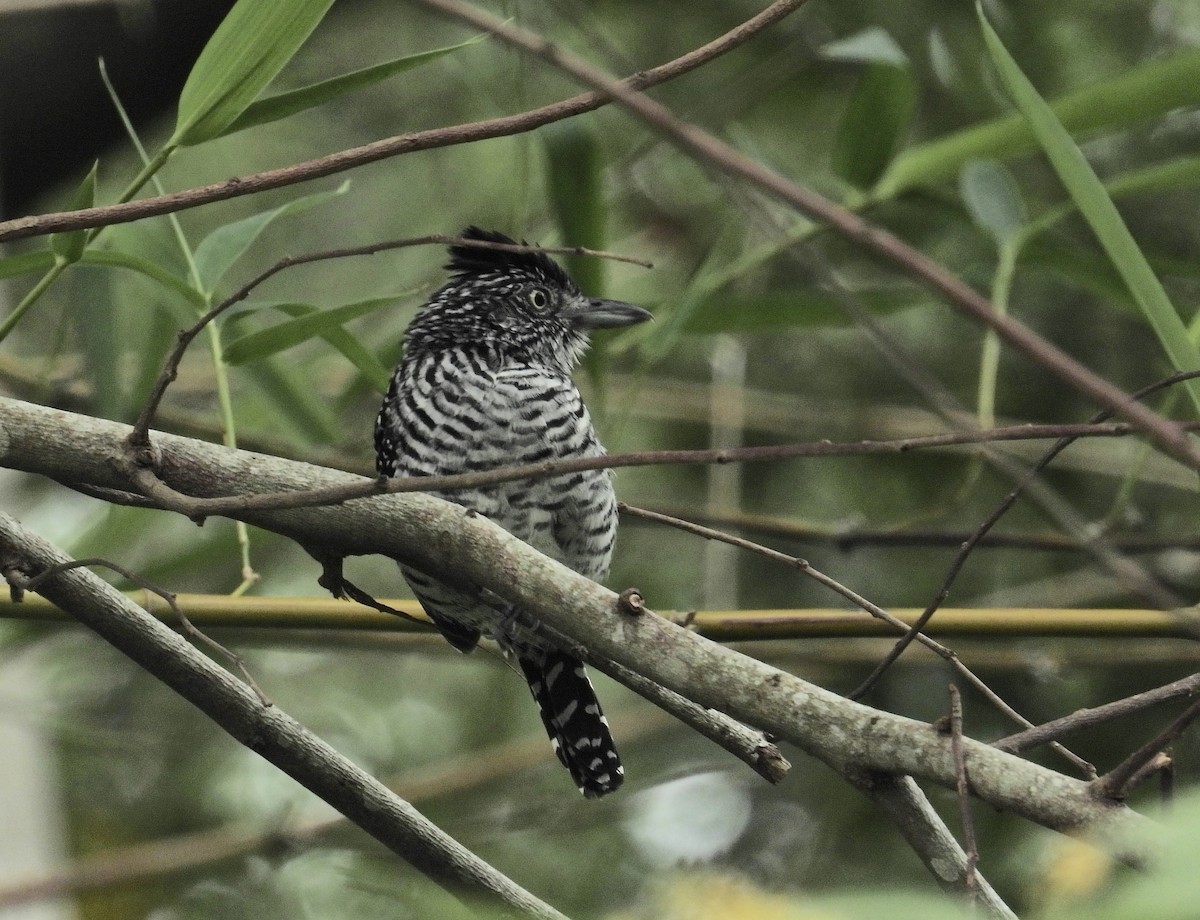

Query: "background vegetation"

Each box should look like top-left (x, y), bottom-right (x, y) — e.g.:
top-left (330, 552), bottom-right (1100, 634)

top-left (2, 0), bottom-right (1200, 917)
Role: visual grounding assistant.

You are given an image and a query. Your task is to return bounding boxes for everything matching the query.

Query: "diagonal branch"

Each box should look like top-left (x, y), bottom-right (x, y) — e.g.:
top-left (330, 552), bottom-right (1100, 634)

top-left (1091, 698), bottom-right (1200, 801)
top-left (842, 770), bottom-right (1015, 919)
top-left (0, 516), bottom-right (569, 920)
top-left (411, 0), bottom-right (1200, 472)
top-left (0, 0), bottom-right (813, 244)
top-left (851, 371), bottom-right (1200, 699)
top-left (0, 398), bottom-right (1156, 862)
top-left (618, 501), bottom-right (1095, 777)
top-left (995, 673), bottom-right (1200, 754)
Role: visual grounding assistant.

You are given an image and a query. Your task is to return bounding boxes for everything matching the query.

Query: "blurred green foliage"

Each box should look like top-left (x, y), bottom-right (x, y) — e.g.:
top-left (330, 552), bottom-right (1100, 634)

top-left (3, 0), bottom-right (1200, 917)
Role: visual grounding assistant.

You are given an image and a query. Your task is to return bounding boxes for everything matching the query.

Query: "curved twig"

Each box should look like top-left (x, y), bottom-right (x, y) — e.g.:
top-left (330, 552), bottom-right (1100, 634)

top-left (0, 0), bottom-right (814, 244)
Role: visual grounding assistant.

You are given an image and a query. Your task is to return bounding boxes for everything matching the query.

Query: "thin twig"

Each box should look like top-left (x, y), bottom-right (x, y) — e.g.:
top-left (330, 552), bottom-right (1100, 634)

top-left (619, 502), bottom-right (1096, 778)
top-left (128, 234), bottom-right (643, 450)
top-left (946, 686), bottom-right (980, 899)
top-left (583, 653), bottom-right (790, 784)
top-left (632, 503), bottom-right (1200, 555)
top-left (115, 418), bottom-right (1200, 519)
top-left (1123, 751), bottom-right (1172, 800)
top-left (851, 371), bottom-right (1200, 700)
top-left (995, 672), bottom-right (1200, 754)
top-left (0, 0), bottom-right (813, 244)
top-left (1091, 697), bottom-right (1200, 800)
top-left (1159, 755), bottom-right (1175, 807)
top-left (18, 557), bottom-right (269, 704)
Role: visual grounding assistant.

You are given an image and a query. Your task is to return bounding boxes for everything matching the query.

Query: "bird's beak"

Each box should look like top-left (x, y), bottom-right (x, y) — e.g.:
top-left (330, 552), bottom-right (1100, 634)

top-left (564, 298), bottom-right (653, 329)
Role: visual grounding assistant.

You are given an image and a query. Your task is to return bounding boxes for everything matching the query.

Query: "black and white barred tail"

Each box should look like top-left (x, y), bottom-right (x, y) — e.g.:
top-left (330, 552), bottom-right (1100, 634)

top-left (517, 650), bottom-right (623, 797)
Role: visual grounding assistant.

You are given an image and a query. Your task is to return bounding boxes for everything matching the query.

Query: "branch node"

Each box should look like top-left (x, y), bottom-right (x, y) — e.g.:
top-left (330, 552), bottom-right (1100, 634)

top-left (616, 587), bottom-right (645, 617)
top-left (754, 739), bottom-right (792, 784)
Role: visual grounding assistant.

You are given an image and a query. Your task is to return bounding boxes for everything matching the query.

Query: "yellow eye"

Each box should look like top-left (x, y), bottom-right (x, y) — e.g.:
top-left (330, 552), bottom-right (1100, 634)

top-left (527, 288), bottom-right (551, 313)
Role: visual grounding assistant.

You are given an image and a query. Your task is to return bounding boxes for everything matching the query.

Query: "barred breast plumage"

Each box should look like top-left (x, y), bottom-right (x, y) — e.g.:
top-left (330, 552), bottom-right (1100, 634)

top-left (374, 227), bottom-right (651, 797)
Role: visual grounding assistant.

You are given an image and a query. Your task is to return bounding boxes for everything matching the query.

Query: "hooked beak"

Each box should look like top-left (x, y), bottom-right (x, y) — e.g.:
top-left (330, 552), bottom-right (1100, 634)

top-left (564, 298), bottom-right (654, 329)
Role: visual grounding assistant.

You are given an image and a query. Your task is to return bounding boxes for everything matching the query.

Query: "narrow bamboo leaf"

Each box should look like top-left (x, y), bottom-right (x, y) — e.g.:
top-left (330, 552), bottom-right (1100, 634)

top-left (832, 62), bottom-right (917, 190)
top-left (0, 250), bottom-right (55, 279)
top-left (979, 6), bottom-right (1200, 415)
top-left (684, 289), bottom-right (929, 334)
top-left (193, 182), bottom-right (349, 291)
top-left (223, 295), bottom-right (402, 365)
top-left (81, 249), bottom-right (204, 307)
top-left (545, 120), bottom-right (608, 385)
top-left (959, 160), bottom-right (1026, 245)
top-left (877, 46), bottom-right (1200, 198)
top-left (629, 222), bottom-right (818, 362)
top-left (171, 0), bottom-right (336, 147)
top-left (221, 33), bottom-right (489, 137)
top-left (72, 268), bottom-right (123, 419)
top-left (639, 229), bottom-right (745, 363)
top-left (545, 120), bottom-right (606, 296)
top-left (257, 301), bottom-right (391, 391)
top-left (49, 162), bottom-right (98, 264)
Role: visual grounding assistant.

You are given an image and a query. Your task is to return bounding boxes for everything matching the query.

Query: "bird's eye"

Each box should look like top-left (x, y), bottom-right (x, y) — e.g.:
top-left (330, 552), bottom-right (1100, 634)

top-left (527, 288), bottom-right (552, 313)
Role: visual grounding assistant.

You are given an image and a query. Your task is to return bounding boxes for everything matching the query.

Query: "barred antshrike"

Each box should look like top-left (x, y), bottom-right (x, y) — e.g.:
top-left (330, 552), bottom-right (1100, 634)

top-left (375, 227), bottom-right (651, 797)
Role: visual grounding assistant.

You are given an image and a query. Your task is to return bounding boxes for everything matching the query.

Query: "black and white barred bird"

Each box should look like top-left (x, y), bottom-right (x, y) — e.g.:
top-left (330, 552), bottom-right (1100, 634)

top-left (374, 227), bottom-right (651, 797)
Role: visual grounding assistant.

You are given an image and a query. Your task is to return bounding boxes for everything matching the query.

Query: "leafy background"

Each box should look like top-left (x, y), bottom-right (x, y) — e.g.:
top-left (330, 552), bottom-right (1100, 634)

top-left (3, 0), bottom-right (1200, 917)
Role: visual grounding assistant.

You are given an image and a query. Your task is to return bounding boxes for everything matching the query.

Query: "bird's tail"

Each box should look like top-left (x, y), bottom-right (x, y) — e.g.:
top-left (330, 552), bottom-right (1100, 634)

top-left (516, 650), bottom-right (624, 797)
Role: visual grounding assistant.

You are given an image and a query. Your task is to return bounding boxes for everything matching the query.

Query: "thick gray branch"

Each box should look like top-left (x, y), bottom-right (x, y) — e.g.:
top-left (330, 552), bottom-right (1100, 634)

top-left (0, 396), bottom-right (1155, 860)
top-left (0, 512), bottom-right (566, 920)
top-left (843, 771), bottom-right (1015, 919)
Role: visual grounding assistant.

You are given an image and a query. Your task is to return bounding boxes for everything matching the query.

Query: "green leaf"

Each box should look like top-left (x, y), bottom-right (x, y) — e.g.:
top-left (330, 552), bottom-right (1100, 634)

top-left (234, 301), bottom-right (391, 391)
top-left (192, 181), bottom-right (349, 291)
top-left (832, 61), bottom-right (917, 190)
top-left (71, 268), bottom-right (123, 419)
top-left (1023, 236), bottom-right (1200, 319)
top-left (129, 306), bottom-right (185, 409)
top-left (545, 120), bottom-right (609, 386)
top-left (80, 249), bottom-right (204, 307)
top-left (823, 30), bottom-right (914, 191)
top-left (544, 120), bottom-right (606, 296)
top-left (959, 159), bottom-right (1026, 245)
top-left (0, 250), bottom-right (55, 280)
top-left (1021, 236), bottom-right (1138, 316)
top-left (876, 46), bottom-right (1200, 199)
top-left (684, 289), bottom-right (930, 334)
top-left (221, 33), bottom-right (489, 137)
top-left (979, 4), bottom-right (1200, 415)
top-left (222, 295), bottom-right (402, 365)
top-left (821, 27), bottom-right (909, 66)
top-left (171, 0), bottom-right (336, 147)
top-left (49, 162), bottom-right (98, 264)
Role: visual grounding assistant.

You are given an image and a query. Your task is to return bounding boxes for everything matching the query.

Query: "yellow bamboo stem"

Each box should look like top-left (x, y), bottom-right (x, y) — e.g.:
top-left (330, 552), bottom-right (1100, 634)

top-left (2, 593), bottom-right (1195, 640)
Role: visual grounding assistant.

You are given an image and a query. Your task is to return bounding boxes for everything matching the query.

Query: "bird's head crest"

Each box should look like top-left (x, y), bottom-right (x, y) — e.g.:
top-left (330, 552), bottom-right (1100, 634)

top-left (446, 226), bottom-right (574, 290)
